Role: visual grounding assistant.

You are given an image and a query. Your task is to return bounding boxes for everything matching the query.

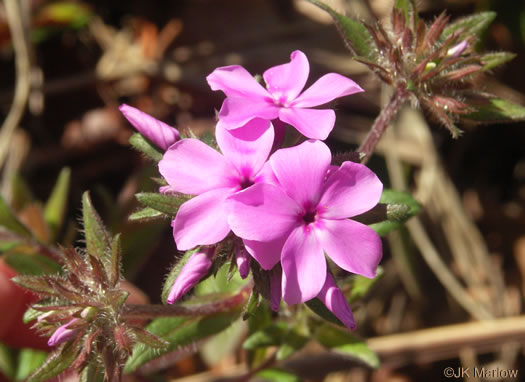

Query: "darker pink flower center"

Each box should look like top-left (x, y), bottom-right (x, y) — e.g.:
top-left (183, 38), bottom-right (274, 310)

top-left (239, 177), bottom-right (255, 190)
top-left (302, 209), bottom-right (318, 225)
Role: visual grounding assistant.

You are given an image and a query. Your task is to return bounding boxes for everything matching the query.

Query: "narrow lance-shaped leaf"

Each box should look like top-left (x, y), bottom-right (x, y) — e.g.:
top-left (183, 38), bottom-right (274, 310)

top-left (129, 133), bottom-right (163, 162)
top-left (124, 311), bottom-right (240, 373)
top-left (0, 194), bottom-right (32, 237)
top-left (128, 207), bottom-right (166, 222)
top-left (135, 192), bottom-right (192, 217)
top-left (256, 369), bottom-right (301, 382)
top-left (464, 97), bottom-right (525, 123)
top-left (306, 0), bottom-right (377, 60)
top-left (82, 191), bottom-right (111, 263)
top-left (15, 349), bottom-right (48, 381)
top-left (441, 12), bottom-right (496, 40)
top-left (44, 167), bottom-right (71, 241)
top-left (315, 324), bottom-right (380, 368)
top-left (27, 341), bottom-right (78, 382)
top-left (109, 234), bottom-right (122, 287)
top-left (480, 52), bottom-right (516, 71)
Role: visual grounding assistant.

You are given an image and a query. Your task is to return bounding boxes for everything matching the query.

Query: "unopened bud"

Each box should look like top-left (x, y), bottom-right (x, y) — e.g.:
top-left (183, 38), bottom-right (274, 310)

top-left (316, 274), bottom-right (356, 330)
top-left (447, 40), bottom-right (468, 58)
top-left (48, 318), bottom-right (79, 347)
top-left (119, 104), bottom-right (180, 151)
top-left (235, 245), bottom-right (251, 279)
top-left (80, 306), bottom-right (97, 321)
top-left (167, 247), bottom-right (214, 304)
top-left (424, 61), bottom-right (437, 71)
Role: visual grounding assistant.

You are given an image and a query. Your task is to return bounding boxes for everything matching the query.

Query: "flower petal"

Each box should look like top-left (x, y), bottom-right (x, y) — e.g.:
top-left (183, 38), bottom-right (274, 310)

top-left (216, 118), bottom-right (273, 178)
top-left (206, 65), bottom-right (269, 99)
top-left (279, 107), bottom-right (335, 140)
top-left (317, 219), bottom-right (382, 278)
top-left (159, 139), bottom-right (234, 195)
top-left (226, 183), bottom-right (300, 241)
top-left (292, 74), bottom-right (364, 108)
top-left (243, 235), bottom-right (287, 270)
top-left (319, 161), bottom-right (383, 219)
top-left (263, 50), bottom-right (310, 103)
top-left (119, 104), bottom-right (179, 150)
top-left (173, 189), bottom-right (233, 250)
top-left (217, 97), bottom-right (279, 130)
top-left (282, 226), bottom-right (326, 304)
top-left (270, 140), bottom-right (331, 207)
top-left (316, 274), bottom-right (356, 330)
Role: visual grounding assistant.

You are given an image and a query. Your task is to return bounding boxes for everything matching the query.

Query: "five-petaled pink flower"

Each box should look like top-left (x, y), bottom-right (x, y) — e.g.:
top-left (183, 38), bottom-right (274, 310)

top-left (158, 118), bottom-right (274, 250)
top-left (226, 140), bottom-right (383, 304)
top-left (207, 50), bottom-right (364, 140)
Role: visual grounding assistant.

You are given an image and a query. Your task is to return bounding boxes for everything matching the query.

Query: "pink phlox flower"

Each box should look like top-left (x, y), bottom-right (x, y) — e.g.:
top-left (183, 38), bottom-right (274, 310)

top-left (167, 247), bottom-right (214, 304)
top-left (316, 273), bottom-right (356, 330)
top-left (119, 104), bottom-right (180, 150)
top-left (48, 318), bottom-right (79, 347)
top-left (207, 50), bottom-right (364, 140)
top-left (235, 243), bottom-right (251, 279)
top-left (226, 140), bottom-right (383, 305)
top-left (158, 118), bottom-right (274, 250)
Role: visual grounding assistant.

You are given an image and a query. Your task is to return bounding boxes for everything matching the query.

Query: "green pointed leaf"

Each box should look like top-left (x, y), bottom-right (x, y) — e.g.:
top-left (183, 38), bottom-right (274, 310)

top-left (306, 0), bottom-right (377, 60)
top-left (12, 275), bottom-right (58, 296)
top-left (27, 342), bottom-right (77, 382)
top-left (3, 252), bottom-right (61, 275)
top-left (135, 192), bottom-right (191, 216)
top-left (10, 173), bottom-right (34, 212)
top-left (109, 234), bottom-right (122, 287)
top-left (441, 12), bottom-right (496, 40)
top-left (161, 247), bottom-right (201, 304)
top-left (481, 52), bottom-right (516, 71)
top-left (124, 311), bottom-right (240, 373)
top-left (256, 368), bottom-right (302, 382)
top-left (306, 298), bottom-right (345, 327)
top-left (0, 343), bottom-right (15, 380)
top-left (128, 207), bottom-right (167, 222)
top-left (0, 195), bottom-right (32, 237)
top-left (130, 327), bottom-right (169, 348)
top-left (347, 266), bottom-right (384, 303)
top-left (15, 348), bottom-right (48, 381)
top-left (243, 322), bottom-right (288, 350)
top-left (129, 133), bottom-right (163, 162)
top-left (82, 191), bottom-right (111, 262)
top-left (464, 97), bottom-right (525, 122)
top-left (242, 290), bottom-right (261, 321)
top-left (44, 168), bottom-right (71, 241)
top-left (369, 189), bottom-right (421, 236)
top-left (315, 325), bottom-right (379, 368)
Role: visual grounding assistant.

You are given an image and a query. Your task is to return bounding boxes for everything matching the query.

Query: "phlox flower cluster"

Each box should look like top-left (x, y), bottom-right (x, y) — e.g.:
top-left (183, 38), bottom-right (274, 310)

top-left (121, 50), bottom-right (383, 330)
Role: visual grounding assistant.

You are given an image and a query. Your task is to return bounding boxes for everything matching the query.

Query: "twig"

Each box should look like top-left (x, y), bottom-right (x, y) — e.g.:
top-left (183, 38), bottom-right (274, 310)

top-left (0, 0), bottom-right (32, 170)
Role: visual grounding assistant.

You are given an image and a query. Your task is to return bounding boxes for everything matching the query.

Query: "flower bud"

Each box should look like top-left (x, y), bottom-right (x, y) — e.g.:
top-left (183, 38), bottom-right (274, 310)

top-left (167, 247), bottom-right (214, 304)
top-left (316, 274), bottom-right (356, 330)
top-left (235, 245), bottom-right (251, 279)
top-left (119, 104), bottom-right (179, 151)
top-left (48, 318), bottom-right (79, 347)
top-left (447, 40), bottom-right (468, 58)
top-left (80, 306), bottom-right (97, 321)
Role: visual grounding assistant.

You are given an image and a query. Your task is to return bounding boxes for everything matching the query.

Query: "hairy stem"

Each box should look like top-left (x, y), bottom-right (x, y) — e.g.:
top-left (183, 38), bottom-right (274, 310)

top-left (358, 86), bottom-right (410, 164)
top-left (121, 284), bottom-right (252, 319)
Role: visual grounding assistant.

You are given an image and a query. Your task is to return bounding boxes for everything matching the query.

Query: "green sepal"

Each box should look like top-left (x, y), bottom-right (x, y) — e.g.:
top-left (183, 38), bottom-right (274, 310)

top-left (23, 306), bottom-right (43, 323)
top-left (15, 348), bottom-right (48, 381)
top-left (27, 341), bottom-right (77, 382)
top-left (161, 247), bottom-right (201, 304)
top-left (315, 325), bottom-right (380, 368)
top-left (135, 192), bottom-right (191, 217)
top-left (0, 195), bottom-right (32, 237)
top-left (441, 11), bottom-right (496, 40)
top-left (480, 52), bottom-right (516, 71)
top-left (129, 327), bottom-right (169, 348)
top-left (129, 133), bottom-right (163, 162)
top-left (124, 311), bottom-right (240, 373)
top-left (44, 167), bottom-right (71, 241)
top-left (81, 191), bottom-right (111, 264)
top-left (369, 189), bottom-right (421, 236)
top-left (306, 0), bottom-right (377, 60)
top-left (464, 97), bottom-right (525, 122)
